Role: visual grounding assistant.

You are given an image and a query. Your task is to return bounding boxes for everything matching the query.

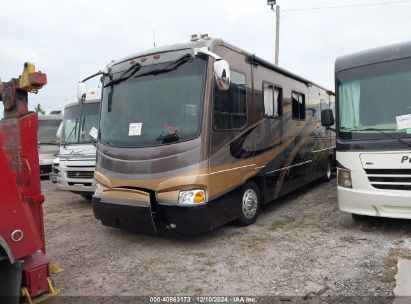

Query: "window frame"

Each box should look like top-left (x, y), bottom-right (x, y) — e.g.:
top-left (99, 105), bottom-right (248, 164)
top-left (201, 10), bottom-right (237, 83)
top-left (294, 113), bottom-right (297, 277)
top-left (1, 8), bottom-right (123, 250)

top-left (262, 81), bottom-right (283, 119)
top-left (291, 90), bottom-right (306, 121)
top-left (213, 69), bottom-right (248, 132)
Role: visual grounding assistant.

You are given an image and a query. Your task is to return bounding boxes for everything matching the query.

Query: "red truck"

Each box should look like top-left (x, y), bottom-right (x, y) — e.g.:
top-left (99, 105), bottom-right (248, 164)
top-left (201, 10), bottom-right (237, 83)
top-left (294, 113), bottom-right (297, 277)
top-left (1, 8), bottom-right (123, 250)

top-left (0, 63), bottom-right (58, 303)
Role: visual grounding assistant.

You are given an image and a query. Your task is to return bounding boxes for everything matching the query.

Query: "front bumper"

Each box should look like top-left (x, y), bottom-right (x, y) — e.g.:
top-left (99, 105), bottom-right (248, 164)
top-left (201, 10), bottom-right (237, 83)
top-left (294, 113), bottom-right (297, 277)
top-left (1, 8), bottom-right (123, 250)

top-left (40, 165), bottom-right (52, 176)
top-left (57, 166), bottom-right (96, 194)
top-left (92, 187), bottom-right (241, 235)
top-left (338, 186), bottom-right (411, 219)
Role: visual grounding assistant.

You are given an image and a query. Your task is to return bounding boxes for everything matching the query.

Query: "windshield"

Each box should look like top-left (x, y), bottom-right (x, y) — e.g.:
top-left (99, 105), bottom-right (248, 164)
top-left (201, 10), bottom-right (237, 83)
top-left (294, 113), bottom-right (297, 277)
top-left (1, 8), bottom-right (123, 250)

top-left (100, 58), bottom-right (207, 147)
top-left (38, 119), bottom-right (61, 144)
top-left (337, 58), bottom-right (411, 140)
top-left (61, 105), bottom-right (80, 144)
top-left (80, 103), bottom-right (100, 142)
top-left (61, 102), bottom-right (100, 144)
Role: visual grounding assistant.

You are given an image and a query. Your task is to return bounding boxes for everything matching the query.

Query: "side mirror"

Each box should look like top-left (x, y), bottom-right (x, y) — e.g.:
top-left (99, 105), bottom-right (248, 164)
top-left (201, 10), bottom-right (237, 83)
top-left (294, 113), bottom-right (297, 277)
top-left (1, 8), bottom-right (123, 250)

top-left (214, 60), bottom-right (230, 91)
top-left (77, 82), bottom-right (87, 102)
top-left (321, 109), bottom-right (335, 127)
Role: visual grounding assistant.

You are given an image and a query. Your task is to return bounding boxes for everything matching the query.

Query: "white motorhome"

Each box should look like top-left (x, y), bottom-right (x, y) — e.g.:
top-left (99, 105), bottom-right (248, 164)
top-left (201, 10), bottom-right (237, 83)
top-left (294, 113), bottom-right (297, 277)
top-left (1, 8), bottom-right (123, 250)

top-left (38, 114), bottom-right (62, 177)
top-left (57, 89), bottom-right (101, 199)
top-left (335, 41), bottom-right (411, 220)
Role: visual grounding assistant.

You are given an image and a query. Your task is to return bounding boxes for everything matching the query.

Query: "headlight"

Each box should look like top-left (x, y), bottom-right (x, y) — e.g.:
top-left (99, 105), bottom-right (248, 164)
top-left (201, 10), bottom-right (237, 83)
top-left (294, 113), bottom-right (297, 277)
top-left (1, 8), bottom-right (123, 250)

top-left (94, 183), bottom-right (103, 198)
top-left (178, 189), bottom-right (206, 206)
top-left (338, 168), bottom-right (352, 188)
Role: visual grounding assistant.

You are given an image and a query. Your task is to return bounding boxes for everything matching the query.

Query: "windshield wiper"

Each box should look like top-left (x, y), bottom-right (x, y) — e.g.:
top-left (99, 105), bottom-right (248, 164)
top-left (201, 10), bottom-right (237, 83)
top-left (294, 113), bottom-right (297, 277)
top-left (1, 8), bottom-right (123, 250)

top-left (134, 53), bottom-right (193, 78)
top-left (63, 118), bottom-right (78, 148)
top-left (358, 128), bottom-right (411, 148)
top-left (104, 62), bottom-right (142, 87)
top-left (156, 133), bottom-right (179, 144)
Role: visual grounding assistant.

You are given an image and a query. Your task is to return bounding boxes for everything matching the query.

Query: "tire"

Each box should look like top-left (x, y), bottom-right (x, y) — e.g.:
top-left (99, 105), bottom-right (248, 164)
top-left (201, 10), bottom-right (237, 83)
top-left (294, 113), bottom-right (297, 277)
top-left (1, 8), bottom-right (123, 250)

top-left (81, 194), bottom-right (92, 200)
top-left (0, 259), bottom-right (22, 303)
top-left (236, 181), bottom-right (261, 227)
top-left (352, 213), bottom-right (368, 222)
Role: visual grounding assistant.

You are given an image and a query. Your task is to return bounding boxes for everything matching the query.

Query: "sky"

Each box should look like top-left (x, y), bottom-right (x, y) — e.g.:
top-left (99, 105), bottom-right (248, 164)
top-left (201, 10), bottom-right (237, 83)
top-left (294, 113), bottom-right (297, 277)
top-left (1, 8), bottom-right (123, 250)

top-left (1, 0), bottom-right (411, 117)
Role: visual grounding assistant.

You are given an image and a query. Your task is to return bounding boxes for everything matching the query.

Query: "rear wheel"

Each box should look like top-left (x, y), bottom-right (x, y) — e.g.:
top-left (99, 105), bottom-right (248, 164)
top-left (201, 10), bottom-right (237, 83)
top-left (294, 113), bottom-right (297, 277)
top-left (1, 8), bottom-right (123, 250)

top-left (81, 194), bottom-right (92, 200)
top-left (236, 181), bottom-right (261, 227)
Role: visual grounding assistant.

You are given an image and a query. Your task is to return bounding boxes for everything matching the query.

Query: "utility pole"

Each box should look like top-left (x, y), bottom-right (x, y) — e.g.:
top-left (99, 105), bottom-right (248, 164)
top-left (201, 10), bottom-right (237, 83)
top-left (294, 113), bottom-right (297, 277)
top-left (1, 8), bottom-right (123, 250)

top-left (267, 1), bottom-right (280, 65)
top-left (275, 5), bottom-right (280, 65)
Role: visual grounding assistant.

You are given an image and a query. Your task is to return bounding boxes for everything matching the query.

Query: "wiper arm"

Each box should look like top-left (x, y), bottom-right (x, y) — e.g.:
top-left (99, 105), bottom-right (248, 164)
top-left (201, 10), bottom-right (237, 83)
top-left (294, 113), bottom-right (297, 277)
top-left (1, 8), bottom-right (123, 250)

top-left (134, 53), bottom-right (193, 78)
top-left (82, 130), bottom-right (97, 147)
top-left (156, 132), bottom-right (179, 144)
top-left (104, 62), bottom-right (142, 87)
top-left (360, 128), bottom-right (411, 148)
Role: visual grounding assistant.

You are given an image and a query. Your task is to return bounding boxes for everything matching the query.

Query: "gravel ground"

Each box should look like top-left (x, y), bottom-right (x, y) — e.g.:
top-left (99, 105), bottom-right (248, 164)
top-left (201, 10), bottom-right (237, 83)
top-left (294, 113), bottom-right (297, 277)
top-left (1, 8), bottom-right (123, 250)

top-left (41, 178), bottom-right (411, 301)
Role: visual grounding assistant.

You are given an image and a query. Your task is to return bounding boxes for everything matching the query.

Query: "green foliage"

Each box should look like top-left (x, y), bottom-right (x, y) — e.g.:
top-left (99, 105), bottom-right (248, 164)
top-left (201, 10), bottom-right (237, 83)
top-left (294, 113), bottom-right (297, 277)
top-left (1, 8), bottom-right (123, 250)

top-left (34, 103), bottom-right (45, 115)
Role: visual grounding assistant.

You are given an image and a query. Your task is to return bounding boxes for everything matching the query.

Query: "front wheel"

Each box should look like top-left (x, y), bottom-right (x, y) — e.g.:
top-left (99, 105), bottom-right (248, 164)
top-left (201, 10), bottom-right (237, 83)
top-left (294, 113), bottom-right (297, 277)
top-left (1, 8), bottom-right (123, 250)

top-left (0, 259), bottom-right (22, 304)
top-left (236, 181), bottom-right (261, 227)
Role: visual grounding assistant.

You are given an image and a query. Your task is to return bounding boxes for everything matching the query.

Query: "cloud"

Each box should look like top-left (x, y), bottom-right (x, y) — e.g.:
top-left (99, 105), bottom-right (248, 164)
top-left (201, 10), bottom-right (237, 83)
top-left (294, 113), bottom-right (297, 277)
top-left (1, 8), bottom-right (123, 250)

top-left (0, 0), bottom-right (411, 117)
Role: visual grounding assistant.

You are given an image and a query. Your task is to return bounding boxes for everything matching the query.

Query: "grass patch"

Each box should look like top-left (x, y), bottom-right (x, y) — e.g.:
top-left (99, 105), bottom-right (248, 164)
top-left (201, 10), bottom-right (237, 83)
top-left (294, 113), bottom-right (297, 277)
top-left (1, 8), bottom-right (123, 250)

top-left (269, 215), bottom-right (296, 231)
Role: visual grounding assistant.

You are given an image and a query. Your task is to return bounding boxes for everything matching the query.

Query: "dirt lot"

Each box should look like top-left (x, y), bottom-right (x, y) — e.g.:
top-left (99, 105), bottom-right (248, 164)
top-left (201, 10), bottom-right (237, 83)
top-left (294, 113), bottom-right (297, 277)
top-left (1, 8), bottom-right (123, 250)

top-left (42, 178), bottom-right (411, 301)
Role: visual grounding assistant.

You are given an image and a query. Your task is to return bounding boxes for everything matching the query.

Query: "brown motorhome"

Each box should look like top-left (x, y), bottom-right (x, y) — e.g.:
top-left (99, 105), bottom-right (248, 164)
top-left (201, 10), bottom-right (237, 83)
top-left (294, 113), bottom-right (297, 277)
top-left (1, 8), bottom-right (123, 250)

top-left (81, 35), bottom-right (335, 234)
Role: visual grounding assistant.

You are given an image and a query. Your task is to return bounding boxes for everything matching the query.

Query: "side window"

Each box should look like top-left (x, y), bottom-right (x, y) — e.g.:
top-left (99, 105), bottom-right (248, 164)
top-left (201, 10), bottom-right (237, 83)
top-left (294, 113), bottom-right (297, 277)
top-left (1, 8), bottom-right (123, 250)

top-left (263, 83), bottom-right (282, 117)
top-left (214, 71), bottom-right (247, 130)
top-left (291, 91), bottom-right (306, 120)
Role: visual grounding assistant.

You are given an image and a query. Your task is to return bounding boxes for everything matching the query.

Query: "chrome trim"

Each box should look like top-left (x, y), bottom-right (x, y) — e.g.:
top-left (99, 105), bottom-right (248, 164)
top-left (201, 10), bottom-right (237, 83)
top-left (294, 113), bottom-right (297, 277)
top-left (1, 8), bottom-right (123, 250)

top-left (210, 164), bottom-right (256, 175)
top-left (367, 174), bottom-right (411, 178)
top-left (312, 147), bottom-right (334, 153)
top-left (11, 230), bottom-right (24, 242)
top-left (265, 160), bottom-right (313, 175)
top-left (0, 236), bottom-right (15, 263)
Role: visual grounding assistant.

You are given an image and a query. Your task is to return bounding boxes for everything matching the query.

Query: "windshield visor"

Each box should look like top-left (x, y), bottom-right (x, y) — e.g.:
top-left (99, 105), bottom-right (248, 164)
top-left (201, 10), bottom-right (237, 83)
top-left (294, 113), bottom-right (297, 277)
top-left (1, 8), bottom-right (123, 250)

top-left (337, 58), bottom-right (411, 140)
top-left (100, 58), bottom-right (207, 147)
top-left (38, 119), bottom-right (61, 144)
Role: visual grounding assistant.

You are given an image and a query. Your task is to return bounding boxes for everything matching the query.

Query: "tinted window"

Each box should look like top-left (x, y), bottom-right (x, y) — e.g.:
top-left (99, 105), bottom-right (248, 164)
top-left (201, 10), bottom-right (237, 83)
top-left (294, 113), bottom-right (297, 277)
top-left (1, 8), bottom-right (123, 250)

top-left (38, 119), bottom-right (61, 144)
top-left (100, 59), bottom-right (206, 147)
top-left (214, 71), bottom-right (247, 130)
top-left (263, 83), bottom-right (281, 117)
top-left (292, 92), bottom-right (306, 120)
top-left (337, 58), bottom-right (411, 140)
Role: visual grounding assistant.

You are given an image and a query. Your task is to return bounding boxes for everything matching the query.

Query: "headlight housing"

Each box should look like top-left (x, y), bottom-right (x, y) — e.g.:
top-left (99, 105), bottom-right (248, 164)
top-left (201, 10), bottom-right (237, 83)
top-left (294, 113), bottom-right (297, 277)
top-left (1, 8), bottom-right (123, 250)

top-left (94, 183), bottom-right (103, 198)
top-left (178, 189), bottom-right (206, 206)
top-left (338, 168), bottom-right (352, 188)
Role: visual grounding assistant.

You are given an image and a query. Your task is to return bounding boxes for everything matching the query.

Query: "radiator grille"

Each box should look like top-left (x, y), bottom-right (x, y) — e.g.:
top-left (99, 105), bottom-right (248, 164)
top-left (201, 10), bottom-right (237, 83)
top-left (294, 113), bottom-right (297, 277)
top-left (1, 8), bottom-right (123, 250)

top-left (67, 171), bottom-right (94, 179)
top-left (365, 169), bottom-right (411, 191)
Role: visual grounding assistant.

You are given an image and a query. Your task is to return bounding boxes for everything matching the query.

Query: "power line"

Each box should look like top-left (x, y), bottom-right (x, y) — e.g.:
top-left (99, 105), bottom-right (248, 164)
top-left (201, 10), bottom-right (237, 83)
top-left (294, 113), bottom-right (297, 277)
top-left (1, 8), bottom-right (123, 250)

top-left (283, 0), bottom-right (411, 12)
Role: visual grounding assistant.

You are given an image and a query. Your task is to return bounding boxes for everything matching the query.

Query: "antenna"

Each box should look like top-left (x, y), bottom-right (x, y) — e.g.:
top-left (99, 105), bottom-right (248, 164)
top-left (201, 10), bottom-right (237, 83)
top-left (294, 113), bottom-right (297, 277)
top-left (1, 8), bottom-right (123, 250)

top-left (152, 30), bottom-right (157, 48)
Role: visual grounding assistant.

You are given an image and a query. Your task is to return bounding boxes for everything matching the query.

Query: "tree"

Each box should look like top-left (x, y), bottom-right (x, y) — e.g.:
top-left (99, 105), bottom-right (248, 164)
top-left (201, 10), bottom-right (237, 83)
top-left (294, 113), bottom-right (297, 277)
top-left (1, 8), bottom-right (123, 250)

top-left (34, 104), bottom-right (45, 115)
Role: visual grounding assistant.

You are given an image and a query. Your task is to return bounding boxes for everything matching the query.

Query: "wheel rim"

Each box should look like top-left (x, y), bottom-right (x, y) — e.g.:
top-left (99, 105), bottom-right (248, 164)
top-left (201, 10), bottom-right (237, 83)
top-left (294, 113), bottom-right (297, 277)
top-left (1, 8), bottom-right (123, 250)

top-left (326, 161), bottom-right (331, 179)
top-left (242, 188), bottom-right (258, 219)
